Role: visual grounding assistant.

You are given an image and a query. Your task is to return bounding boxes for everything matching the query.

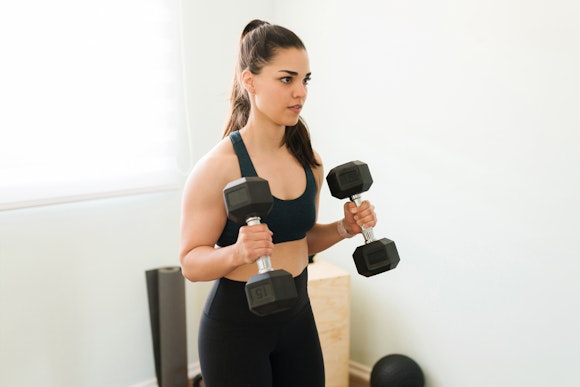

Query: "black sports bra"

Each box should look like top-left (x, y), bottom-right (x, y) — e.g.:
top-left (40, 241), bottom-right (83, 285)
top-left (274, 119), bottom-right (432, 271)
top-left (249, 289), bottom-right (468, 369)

top-left (216, 131), bottom-right (317, 246)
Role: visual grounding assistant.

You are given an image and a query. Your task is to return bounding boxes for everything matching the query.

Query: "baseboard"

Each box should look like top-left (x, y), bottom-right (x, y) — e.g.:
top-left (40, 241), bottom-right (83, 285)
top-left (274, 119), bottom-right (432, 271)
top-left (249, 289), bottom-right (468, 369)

top-left (349, 360), bottom-right (372, 386)
top-left (189, 362), bottom-right (202, 379)
top-left (130, 362), bottom-right (201, 387)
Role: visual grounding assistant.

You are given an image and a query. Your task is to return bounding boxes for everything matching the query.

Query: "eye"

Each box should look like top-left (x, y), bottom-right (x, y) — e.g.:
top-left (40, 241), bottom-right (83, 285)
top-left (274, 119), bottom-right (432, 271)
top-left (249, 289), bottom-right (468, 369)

top-left (303, 76), bottom-right (311, 85)
top-left (281, 77), bottom-right (292, 84)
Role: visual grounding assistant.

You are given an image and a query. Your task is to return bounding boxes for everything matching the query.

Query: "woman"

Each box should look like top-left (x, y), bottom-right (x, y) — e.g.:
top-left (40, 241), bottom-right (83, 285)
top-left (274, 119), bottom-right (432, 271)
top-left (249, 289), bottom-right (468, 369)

top-left (179, 19), bottom-right (377, 386)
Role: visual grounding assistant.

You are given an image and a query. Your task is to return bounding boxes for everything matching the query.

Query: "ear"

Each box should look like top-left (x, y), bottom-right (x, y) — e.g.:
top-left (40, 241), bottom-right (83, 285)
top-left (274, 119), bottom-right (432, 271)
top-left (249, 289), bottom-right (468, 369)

top-left (241, 69), bottom-right (255, 95)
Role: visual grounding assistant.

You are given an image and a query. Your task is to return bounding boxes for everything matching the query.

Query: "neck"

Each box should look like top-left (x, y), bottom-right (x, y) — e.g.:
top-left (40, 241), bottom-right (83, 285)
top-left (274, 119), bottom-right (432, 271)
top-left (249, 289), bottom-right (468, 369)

top-left (241, 116), bottom-right (285, 151)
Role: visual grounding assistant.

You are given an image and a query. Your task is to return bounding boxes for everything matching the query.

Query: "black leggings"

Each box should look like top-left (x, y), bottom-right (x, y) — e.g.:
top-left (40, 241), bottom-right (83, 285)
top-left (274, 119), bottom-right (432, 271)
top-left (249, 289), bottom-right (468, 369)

top-left (198, 268), bottom-right (325, 387)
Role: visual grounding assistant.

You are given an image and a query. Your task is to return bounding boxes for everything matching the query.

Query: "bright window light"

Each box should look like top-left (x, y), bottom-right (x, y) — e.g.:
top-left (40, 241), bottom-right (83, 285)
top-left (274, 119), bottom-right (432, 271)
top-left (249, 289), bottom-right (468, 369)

top-left (0, 0), bottom-right (187, 210)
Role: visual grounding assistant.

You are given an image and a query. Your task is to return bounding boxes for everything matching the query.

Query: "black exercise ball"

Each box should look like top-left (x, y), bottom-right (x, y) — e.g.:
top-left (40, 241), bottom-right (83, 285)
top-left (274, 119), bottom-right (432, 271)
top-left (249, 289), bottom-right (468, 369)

top-left (370, 354), bottom-right (425, 387)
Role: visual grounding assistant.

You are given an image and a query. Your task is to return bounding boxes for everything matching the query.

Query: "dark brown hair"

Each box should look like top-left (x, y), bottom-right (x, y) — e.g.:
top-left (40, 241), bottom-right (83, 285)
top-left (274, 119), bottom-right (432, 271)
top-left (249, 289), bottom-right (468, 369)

top-left (223, 20), bottom-right (320, 169)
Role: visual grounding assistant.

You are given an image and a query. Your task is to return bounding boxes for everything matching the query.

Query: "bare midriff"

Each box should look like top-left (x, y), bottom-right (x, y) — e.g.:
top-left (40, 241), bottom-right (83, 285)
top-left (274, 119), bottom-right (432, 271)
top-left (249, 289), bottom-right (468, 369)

top-left (224, 237), bottom-right (309, 282)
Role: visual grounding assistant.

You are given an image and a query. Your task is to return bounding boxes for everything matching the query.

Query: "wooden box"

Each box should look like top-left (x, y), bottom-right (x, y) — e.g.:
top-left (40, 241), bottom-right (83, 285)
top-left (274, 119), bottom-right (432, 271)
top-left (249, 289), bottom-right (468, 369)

top-left (308, 259), bottom-right (351, 387)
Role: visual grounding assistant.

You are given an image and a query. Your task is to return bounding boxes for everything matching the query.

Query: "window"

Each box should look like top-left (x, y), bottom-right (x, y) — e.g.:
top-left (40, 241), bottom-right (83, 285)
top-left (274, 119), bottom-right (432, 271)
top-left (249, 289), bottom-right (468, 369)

top-left (0, 0), bottom-right (187, 210)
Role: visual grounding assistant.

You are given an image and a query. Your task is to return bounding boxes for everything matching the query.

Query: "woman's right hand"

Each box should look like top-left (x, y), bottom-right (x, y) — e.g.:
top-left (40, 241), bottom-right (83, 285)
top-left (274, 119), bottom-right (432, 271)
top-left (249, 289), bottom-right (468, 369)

top-left (233, 224), bottom-right (274, 266)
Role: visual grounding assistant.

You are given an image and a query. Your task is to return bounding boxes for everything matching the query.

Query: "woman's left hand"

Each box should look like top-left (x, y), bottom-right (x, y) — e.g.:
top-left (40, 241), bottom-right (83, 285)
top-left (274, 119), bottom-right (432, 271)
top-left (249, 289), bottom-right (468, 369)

top-left (343, 200), bottom-right (377, 235)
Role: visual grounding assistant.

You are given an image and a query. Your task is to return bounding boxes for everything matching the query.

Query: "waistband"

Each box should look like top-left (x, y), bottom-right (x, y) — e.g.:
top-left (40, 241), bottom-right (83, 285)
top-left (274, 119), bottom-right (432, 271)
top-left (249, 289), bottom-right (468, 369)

top-left (203, 267), bottom-right (310, 324)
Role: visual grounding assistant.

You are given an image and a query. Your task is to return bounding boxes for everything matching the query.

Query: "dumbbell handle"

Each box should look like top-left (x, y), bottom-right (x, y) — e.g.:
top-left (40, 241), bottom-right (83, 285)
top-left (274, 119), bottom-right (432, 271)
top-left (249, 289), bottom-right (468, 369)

top-left (246, 216), bottom-right (274, 273)
top-left (350, 193), bottom-right (377, 243)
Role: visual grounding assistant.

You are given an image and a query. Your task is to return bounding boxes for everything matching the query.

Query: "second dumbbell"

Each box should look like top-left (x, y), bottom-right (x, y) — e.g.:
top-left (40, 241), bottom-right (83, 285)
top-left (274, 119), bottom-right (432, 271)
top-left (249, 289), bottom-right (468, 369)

top-left (326, 160), bottom-right (400, 277)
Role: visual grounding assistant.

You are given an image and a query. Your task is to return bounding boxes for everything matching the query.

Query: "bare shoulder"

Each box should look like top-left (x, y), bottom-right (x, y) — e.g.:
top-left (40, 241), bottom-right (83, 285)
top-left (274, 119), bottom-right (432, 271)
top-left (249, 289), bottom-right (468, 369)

top-left (184, 137), bottom-right (240, 196)
top-left (181, 137), bottom-right (242, 224)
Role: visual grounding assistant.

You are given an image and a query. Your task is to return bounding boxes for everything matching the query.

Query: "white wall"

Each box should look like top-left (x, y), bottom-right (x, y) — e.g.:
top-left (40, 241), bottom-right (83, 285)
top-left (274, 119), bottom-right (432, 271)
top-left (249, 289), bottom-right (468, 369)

top-left (0, 192), bottom-right (182, 386)
top-left (274, 0), bottom-right (580, 386)
top-left (2, 1), bottom-right (579, 386)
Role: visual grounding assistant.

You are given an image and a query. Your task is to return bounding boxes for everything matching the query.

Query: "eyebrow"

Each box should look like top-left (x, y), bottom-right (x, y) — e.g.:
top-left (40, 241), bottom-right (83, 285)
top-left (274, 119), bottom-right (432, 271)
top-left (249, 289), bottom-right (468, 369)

top-left (279, 70), bottom-right (312, 78)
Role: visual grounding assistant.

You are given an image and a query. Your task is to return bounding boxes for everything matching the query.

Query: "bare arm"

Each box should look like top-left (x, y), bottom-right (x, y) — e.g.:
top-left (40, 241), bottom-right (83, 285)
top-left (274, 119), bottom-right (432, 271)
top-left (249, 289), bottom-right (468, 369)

top-left (179, 146), bottom-right (274, 282)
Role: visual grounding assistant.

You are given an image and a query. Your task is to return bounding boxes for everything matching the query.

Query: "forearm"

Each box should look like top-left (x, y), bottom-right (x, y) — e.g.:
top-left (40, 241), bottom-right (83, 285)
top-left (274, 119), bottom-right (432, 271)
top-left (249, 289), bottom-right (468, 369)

top-left (306, 220), bottom-right (352, 256)
top-left (180, 245), bottom-right (238, 282)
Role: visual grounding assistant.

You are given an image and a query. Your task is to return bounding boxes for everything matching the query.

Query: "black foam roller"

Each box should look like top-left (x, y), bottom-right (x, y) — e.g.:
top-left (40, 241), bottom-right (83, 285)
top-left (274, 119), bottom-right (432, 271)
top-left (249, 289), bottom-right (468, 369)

top-left (146, 267), bottom-right (188, 387)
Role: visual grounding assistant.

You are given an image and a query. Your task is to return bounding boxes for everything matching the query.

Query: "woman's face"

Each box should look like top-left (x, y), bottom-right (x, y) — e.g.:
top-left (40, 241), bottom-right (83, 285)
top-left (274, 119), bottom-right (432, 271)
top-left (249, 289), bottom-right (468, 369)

top-left (247, 48), bottom-right (311, 128)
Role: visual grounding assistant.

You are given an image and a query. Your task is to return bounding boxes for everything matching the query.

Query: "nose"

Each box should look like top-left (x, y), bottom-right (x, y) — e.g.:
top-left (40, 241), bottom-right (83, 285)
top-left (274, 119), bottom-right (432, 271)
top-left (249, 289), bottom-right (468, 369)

top-left (292, 81), bottom-right (307, 99)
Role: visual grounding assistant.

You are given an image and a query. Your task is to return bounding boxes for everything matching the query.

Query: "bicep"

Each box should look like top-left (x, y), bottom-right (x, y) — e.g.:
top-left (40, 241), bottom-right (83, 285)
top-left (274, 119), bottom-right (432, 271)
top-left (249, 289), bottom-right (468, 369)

top-left (179, 169), bottom-right (228, 259)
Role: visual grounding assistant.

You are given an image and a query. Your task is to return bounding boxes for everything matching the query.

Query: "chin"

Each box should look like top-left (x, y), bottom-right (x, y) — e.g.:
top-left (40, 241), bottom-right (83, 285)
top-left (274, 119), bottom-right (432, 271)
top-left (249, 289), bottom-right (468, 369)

top-left (284, 117), bottom-right (301, 127)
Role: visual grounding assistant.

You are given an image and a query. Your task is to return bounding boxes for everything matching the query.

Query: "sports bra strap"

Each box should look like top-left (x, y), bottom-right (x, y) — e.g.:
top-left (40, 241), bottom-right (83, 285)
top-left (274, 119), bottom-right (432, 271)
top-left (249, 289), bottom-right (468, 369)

top-left (229, 131), bottom-right (257, 177)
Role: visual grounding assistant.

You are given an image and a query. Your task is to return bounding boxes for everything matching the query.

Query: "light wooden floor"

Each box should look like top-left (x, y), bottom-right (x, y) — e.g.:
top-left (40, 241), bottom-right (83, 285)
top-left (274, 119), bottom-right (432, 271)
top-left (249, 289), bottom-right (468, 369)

top-left (349, 374), bottom-right (370, 387)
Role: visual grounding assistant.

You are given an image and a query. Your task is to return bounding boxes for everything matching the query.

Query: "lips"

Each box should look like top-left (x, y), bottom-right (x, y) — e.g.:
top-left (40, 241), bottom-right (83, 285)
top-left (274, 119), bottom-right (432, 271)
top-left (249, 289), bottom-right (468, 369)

top-left (289, 105), bottom-right (302, 114)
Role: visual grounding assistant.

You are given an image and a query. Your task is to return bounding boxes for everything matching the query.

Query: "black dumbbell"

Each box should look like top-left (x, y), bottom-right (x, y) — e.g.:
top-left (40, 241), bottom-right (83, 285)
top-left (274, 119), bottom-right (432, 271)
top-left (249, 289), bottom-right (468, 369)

top-left (223, 176), bottom-right (298, 316)
top-left (326, 160), bottom-right (400, 277)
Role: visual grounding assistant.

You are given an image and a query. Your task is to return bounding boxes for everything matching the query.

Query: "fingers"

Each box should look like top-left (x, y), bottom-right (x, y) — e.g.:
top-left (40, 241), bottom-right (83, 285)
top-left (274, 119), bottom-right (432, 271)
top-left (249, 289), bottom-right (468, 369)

top-left (344, 200), bottom-right (377, 230)
top-left (235, 224), bottom-right (274, 265)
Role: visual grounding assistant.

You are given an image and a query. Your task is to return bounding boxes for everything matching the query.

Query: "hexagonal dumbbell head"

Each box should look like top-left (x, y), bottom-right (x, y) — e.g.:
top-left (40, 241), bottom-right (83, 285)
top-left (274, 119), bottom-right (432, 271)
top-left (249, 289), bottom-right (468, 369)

top-left (245, 270), bottom-right (298, 316)
top-left (326, 160), bottom-right (373, 199)
top-left (223, 177), bottom-right (273, 223)
top-left (353, 238), bottom-right (400, 277)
